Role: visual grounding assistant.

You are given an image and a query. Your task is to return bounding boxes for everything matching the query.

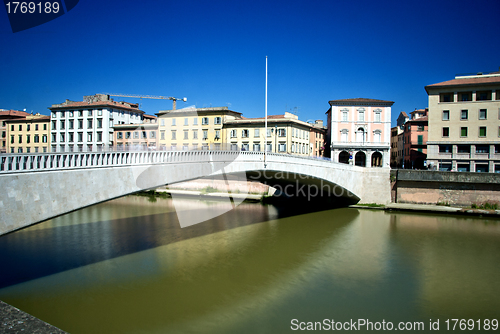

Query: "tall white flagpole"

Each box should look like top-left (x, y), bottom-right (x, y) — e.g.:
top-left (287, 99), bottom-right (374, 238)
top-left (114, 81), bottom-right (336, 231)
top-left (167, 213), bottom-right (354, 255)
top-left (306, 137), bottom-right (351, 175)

top-left (264, 56), bottom-right (268, 168)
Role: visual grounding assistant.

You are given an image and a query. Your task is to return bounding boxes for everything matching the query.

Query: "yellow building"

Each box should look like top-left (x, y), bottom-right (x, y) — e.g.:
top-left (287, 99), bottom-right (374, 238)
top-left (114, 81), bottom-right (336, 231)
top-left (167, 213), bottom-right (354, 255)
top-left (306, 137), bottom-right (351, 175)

top-left (6, 114), bottom-right (51, 153)
top-left (425, 71), bottom-right (500, 172)
top-left (156, 107), bottom-right (242, 150)
top-left (223, 112), bottom-right (322, 156)
top-left (1, 109), bottom-right (31, 153)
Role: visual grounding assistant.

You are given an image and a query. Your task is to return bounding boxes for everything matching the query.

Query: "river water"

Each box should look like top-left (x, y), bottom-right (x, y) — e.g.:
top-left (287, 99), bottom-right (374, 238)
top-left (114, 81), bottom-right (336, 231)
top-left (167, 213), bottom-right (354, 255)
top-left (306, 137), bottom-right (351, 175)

top-left (0, 196), bottom-right (499, 333)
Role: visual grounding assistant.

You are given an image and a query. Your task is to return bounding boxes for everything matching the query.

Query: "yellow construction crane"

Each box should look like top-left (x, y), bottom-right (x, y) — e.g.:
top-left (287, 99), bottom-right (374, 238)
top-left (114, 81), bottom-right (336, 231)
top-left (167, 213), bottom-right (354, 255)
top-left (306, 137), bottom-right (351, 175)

top-left (104, 93), bottom-right (187, 110)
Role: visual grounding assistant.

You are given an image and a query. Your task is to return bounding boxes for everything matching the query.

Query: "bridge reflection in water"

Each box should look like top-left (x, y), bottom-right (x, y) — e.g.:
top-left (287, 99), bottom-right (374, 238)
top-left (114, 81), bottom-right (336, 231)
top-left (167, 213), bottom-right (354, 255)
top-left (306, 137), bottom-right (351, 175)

top-left (1, 197), bottom-right (499, 333)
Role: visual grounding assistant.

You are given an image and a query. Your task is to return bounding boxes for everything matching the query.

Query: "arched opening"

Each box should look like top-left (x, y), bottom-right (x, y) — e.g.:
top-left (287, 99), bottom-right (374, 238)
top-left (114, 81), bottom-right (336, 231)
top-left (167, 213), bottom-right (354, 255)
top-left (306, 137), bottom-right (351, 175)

top-left (355, 151), bottom-right (366, 167)
top-left (356, 127), bottom-right (365, 143)
top-left (371, 151), bottom-right (383, 167)
top-left (338, 151), bottom-right (349, 164)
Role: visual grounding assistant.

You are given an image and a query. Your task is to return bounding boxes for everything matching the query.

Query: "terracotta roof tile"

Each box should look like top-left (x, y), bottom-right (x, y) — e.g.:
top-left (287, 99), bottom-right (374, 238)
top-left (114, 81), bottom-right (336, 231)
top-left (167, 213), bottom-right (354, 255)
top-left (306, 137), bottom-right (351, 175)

top-left (0, 110), bottom-right (32, 118)
top-left (328, 98), bottom-right (394, 105)
top-left (426, 75), bottom-right (500, 90)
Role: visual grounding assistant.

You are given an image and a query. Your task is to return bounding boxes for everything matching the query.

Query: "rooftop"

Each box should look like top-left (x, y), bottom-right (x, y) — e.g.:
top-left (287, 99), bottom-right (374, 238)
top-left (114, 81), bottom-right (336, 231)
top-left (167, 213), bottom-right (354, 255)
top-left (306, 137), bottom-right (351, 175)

top-left (0, 109), bottom-right (31, 118)
top-left (328, 98), bottom-right (394, 106)
top-left (156, 106), bottom-right (242, 116)
top-left (50, 94), bottom-right (143, 113)
top-left (425, 72), bottom-right (500, 92)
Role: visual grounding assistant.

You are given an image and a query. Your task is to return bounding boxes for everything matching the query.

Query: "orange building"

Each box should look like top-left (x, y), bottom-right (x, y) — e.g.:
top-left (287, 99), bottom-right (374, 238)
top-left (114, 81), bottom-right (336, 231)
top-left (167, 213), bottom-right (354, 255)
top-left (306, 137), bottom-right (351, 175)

top-left (403, 109), bottom-right (428, 169)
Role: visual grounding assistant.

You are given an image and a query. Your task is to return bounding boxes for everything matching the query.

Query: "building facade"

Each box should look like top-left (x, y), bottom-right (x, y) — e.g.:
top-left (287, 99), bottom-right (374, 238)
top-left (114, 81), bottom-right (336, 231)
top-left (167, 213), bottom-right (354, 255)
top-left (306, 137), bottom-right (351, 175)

top-left (113, 115), bottom-right (158, 151)
top-left (156, 107), bottom-right (242, 151)
top-left (326, 98), bottom-right (393, 167)
top-left (1, 109), bottom-right (31, 153)
top-left (425, 71), bottom-right (500, 172)
top-left (49, 94), bottom-right (144, 152)
top-left (402, 109), bottom-right (428, 169)
top-left (5, 114), bottom-right (51, 153)
top-left (223, 112), bottom-right (324, 156)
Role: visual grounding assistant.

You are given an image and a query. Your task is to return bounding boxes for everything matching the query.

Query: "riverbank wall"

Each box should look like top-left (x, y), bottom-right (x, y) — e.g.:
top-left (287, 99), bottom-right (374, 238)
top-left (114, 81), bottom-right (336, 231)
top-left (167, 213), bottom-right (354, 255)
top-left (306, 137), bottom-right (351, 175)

top-left (392, 170), bottom-right (500, 206)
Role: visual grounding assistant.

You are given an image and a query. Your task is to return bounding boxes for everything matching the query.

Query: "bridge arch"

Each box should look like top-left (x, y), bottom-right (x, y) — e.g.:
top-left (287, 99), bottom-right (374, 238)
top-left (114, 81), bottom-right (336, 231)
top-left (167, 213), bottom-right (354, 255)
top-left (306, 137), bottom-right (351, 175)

top-left (0, 151), bottom-right (390, 235)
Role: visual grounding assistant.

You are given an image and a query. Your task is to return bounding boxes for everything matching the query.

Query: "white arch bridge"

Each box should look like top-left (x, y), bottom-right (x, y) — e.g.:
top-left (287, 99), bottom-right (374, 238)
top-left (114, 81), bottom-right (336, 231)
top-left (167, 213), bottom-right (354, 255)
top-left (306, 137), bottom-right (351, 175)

top-left (0, 151), bottom-right (390, 235)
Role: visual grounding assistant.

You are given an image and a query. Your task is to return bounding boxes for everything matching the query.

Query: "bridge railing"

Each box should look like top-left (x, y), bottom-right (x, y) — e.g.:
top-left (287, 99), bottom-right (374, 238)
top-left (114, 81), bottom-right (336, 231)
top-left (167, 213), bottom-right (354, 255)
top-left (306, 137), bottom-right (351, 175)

top-left (0, 150), bottom-right (338, 174)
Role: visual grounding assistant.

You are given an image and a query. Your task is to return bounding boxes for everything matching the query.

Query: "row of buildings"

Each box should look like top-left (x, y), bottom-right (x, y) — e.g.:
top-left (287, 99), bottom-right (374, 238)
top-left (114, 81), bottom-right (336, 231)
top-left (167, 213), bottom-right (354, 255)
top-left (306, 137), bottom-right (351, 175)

top-left (1, 94), bottom-right (327, 158)
top-left (391, 70), bottom-right (500, 173)
top-left (2, 69), bottom-right (499, 172)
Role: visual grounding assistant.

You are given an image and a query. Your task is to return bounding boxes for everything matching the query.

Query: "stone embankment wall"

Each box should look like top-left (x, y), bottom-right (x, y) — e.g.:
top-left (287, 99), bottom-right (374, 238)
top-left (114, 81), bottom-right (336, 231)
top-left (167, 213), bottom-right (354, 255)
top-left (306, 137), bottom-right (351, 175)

top-left (162, 177), bottom-right (274, 196)
top-left (392, 170), bottom-right (500, 206)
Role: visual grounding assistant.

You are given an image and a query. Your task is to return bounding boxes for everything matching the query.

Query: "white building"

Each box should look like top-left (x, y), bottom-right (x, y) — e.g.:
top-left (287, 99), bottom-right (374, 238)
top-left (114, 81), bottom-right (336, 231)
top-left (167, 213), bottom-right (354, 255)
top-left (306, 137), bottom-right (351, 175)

top-left (49, 94), bottom-right (144, 152)
top-left (326, 98), bottom-right (393, 167)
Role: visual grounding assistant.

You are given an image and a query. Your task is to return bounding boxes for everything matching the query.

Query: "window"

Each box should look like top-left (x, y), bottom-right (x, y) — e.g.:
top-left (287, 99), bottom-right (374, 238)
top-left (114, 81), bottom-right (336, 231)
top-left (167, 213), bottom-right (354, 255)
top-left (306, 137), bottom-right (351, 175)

top-left (69, 111), bottom-right (73, 117)
top-left (215, 130), bottom-right (220, 139)
top-left (78, 133), bottom-right (83, 142)
top-left (476, 90), bottom-right (491, 101)
top-left (358, 109), bottom-right (365, 121)
top-left (476, 145), bottom-right (489, 154)
top-left (78, 119), bottom-right (83, 129)
top-left (184, 130), bottom-right (189, 140)
top-left (442, 127), bottom-right (449, 137)
top-left (479, 109), bottom-right (487, 120)
top-left (214, 117), bottom-right (221, 125)
top-left (460, 127), bottom-right (468, 137)
top-left (78, 110), bottom-right (83, 117)
top-left (172, 119), bottom-right (176, 126)
top-left (230, 129), bottom-right (237, 138)
top-left (69, 133), bottom-right (74, 142)
top-left (42, 134), bottom-right (47, 143)
top-left (193, 118), bottom-right (198, 125)
top-left (479, 126), bottom-right (486, 137)
top-left (142, 131), bottom-right (147, 139)
top-left (193, 130), bottom-right (198, 139)
top-left (35, 124), bottom-right (38, 131)
top-left (254, 129), bottom-right (260, 137)
top-left (202, 130), bottom-right (208, 140)
top-left (439, 145), bottom-right (451, 153)
top-left (241, 143), bottom-right (249, 151)
top-left (230, 144), bottom-right (238, 151)
top-left (267, 129), bottom-right (272, 137)
top-left (97, 119), bottom-right (102, 128)
top-left (34, 134), bottom-right (39, 143)
top-left (266, 143), bottom-right (272, 152)
top-left (125, 132), bottom-right (131, 139)
top-left (374, 112), bottom-right (381, 123)
top-left (150, 131), bottom-right (156, 139)
top-left (60, 133), bottom-right (65, 142)
top-left (133, 132), bottom-right (139, 139)
top-left (97, 132), bottom-right (102, 142)
top-left (60, 120), bottom-right (65, 130)
top-left (253, 143), bottom-right (261, 152)
top-left (417, 125), bottom-right (424, 131)
top-left (278, 129), bottom-right (286, 137)
top-left (98, 109), bottom-right (103, 116)
top-left (242, 129), bottom-right (249, 138)
top-left (52, 111), bottom-right (56, 117)
top-left (496, 145), bottom-right (500, 153)
top-left (439, 93), bottom-right (454, 102)
top-left (88, 110), bottom-right (93, 117)
top-left (184, 118), bottom-right (189, 126)
top-left (457, 145), bottom-right (470, 153)
top-left (202, 117), bottom-right (209, 125)
top-left (160, 131), bottom-right (165, 140)
top-left (278, 143), bottom-right (286, 152)
top-left (27, 124), bottom-right (30, 131)
top-left (18, 135), bottom-right (22, 143)
top-left (342, 111), bottom-right (348, 122)
top-left (458, 92), bottom-right (472, 101)
top-left (340, 129), bottom-right (348, 142)
top-left (373, 130), bottom-right (381, 143)
top-left (69, 120), bottom-right (74, 129)
top-left (87, 119), bottom-right (92, 129)
top-left (51, 120), bottom-right (56, 130)
top-left (442, 110), bottom-right (449, 120)
top-left (44, 124), bottom-right (47, 131)
top-left (461, 110), bottom-right (468, 120)
top-left (18, 147), bottom-right (23, 153)
top-left (117, 132), bottom-right (123, 139)
top-left (88, 133), bottom-right (92, 142)
top-left (160, 119), bottom-right (165, 126)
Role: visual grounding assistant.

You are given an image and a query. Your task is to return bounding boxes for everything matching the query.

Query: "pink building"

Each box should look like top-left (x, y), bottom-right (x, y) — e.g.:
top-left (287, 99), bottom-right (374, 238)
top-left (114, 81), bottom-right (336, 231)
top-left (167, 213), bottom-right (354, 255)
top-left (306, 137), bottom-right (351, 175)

top-left (326, 98), bottom-right (393, 167)
top-left (403, 108), bottom-right (428, 169)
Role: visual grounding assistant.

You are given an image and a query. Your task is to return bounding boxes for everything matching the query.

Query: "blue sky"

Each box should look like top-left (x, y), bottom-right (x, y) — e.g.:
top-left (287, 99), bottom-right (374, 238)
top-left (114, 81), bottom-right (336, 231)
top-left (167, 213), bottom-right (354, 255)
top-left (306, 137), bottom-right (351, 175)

top-left (1, 0), bottom-right (499, 126)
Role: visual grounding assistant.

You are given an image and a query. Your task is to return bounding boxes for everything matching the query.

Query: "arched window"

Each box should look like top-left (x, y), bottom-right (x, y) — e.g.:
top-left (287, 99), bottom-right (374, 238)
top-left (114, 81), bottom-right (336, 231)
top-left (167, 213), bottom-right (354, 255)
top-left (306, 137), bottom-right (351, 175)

top-left (339, 151), bottom-right (349, 164)
top-left (371, 151), bottom-right (383, 167)
top-left (355, 151), bottom-right (366, 167)
top-left (340, 129), bottom-right (348, 142)
top-left (356, 127), bottom-right (365, 143)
